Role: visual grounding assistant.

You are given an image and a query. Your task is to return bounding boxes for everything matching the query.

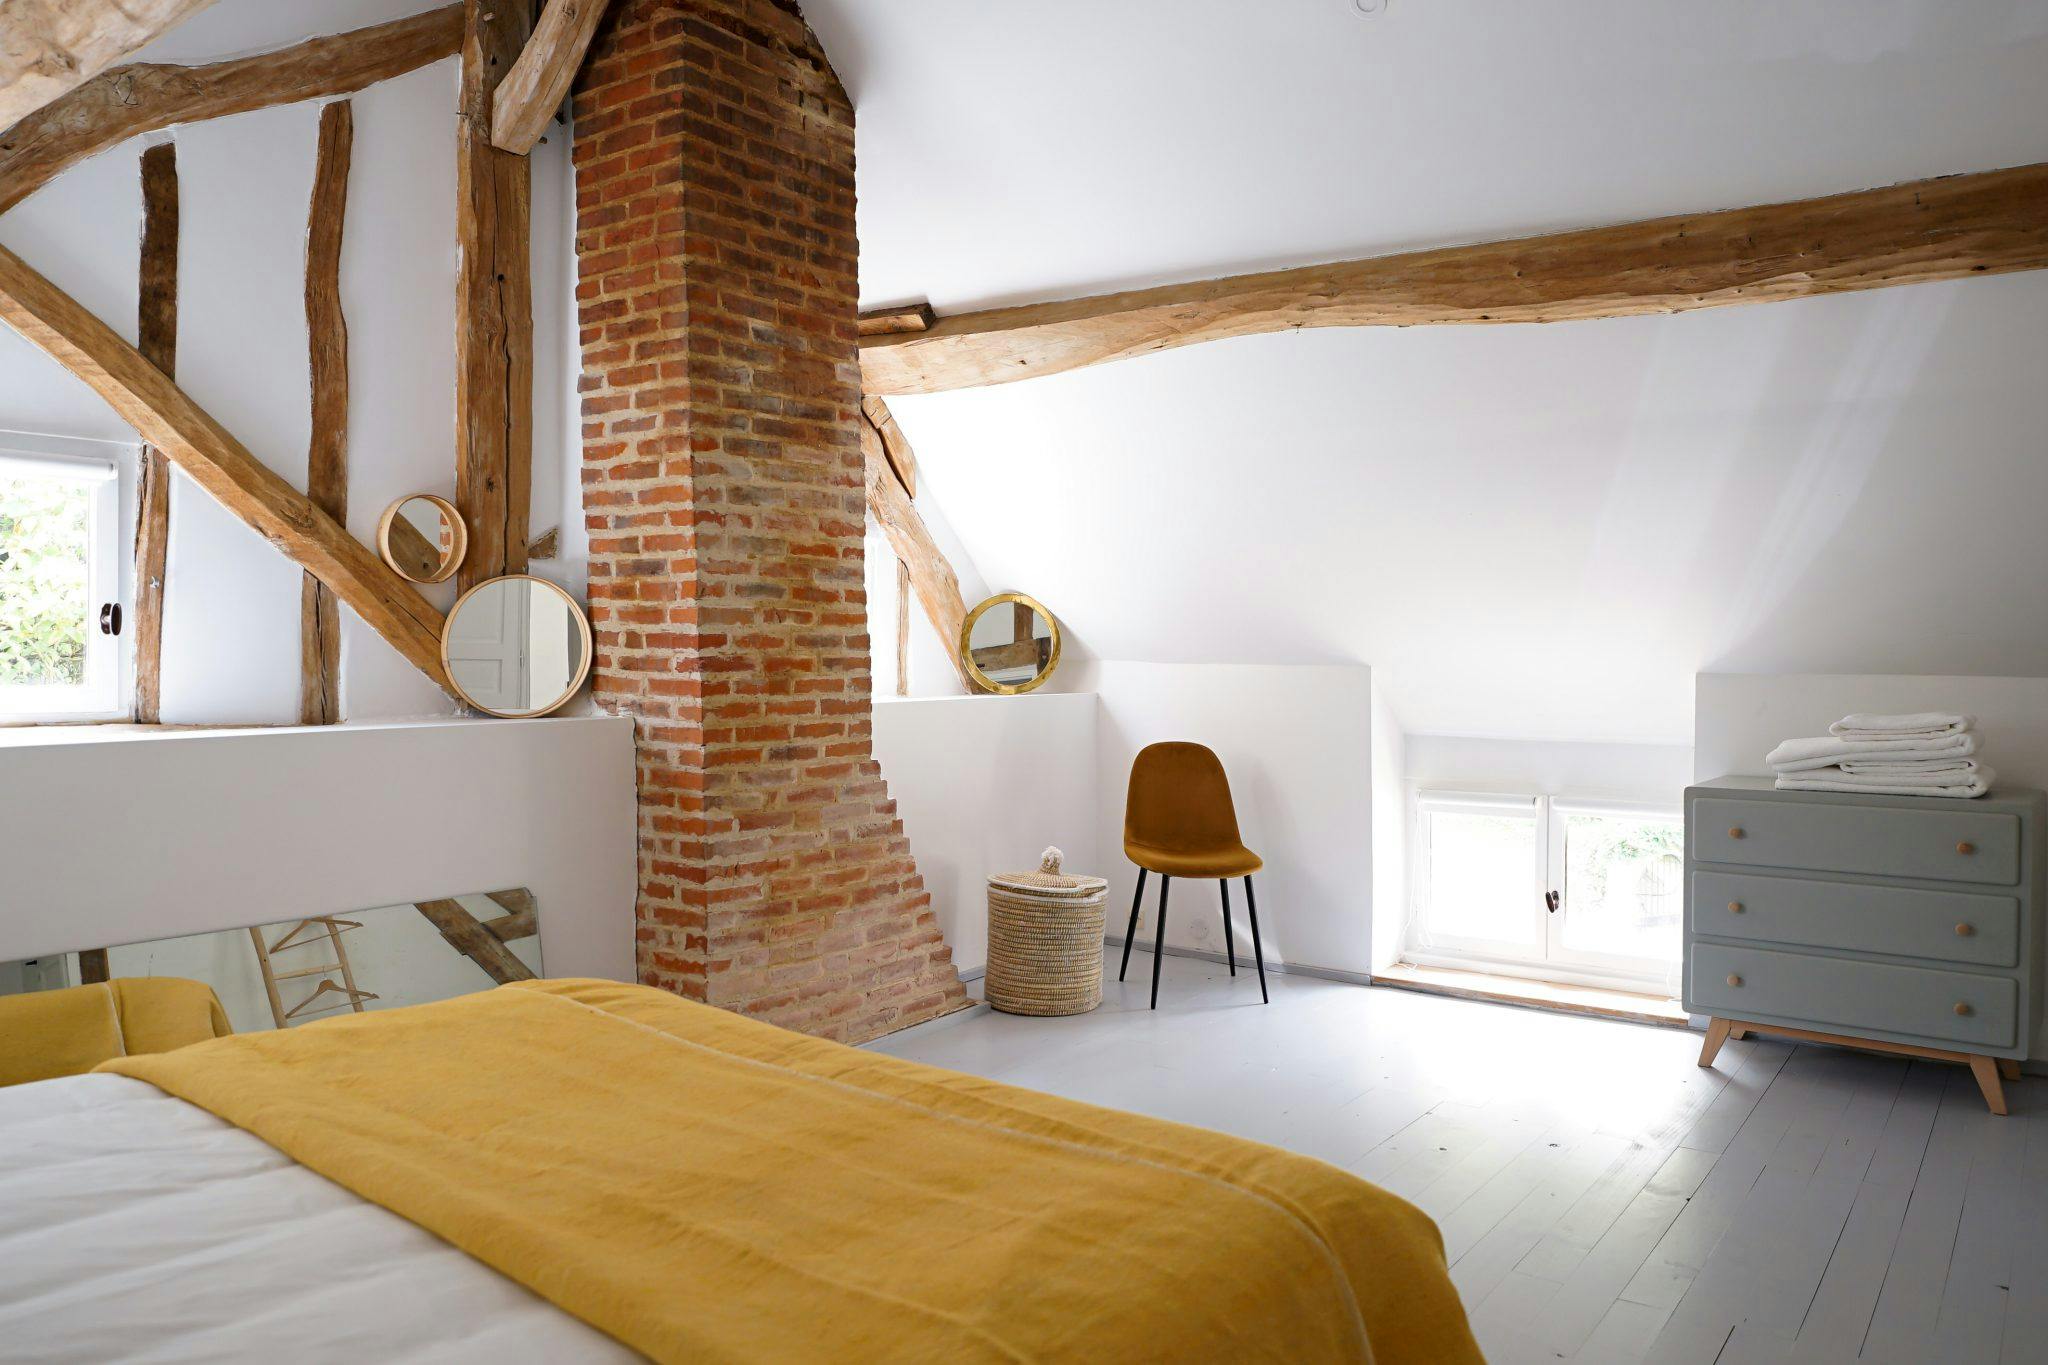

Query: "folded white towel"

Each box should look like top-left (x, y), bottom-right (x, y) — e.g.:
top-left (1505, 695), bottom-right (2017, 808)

top-left (1776, 765), bottom-right (1994, 799)
top-left (1828, 712), bottom-right (1972, 739)
top-left (1836, 757), bottom-right (1983, 777)
top-left (1765, 732), bottom-right (1978, 772)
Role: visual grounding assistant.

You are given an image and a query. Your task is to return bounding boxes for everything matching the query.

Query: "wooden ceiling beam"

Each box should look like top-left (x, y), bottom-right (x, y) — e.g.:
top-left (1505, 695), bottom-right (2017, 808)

top-left (0, 241), bottom-right (451, 692)
top-left (858, 302), bottom-right (936, 338)
top-left (861, 161), bottom-right (2048, 395)
top-left (490, 0), bottom-right (611, 155)
top-left (0, 4), bottom-right (463, 218)
top-left (0, 0), bottom-right (217, 134)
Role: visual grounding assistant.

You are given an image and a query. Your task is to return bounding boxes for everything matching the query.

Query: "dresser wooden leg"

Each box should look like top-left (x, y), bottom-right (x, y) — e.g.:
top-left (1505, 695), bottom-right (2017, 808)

top-left (1729, 1027), bottom-right (1749, 1041)
top-left (1998, 1058), bottom-right (2021, 1082)
top-left (1969, 1055), bottom-right (2009, 1115)
top-left (1697, 1017), bottom-right (1733, 1068)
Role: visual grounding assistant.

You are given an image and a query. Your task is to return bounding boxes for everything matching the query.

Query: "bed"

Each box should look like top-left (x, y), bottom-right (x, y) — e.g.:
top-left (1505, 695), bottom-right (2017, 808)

top-left (0, 979), bottom-right (1480, 1363)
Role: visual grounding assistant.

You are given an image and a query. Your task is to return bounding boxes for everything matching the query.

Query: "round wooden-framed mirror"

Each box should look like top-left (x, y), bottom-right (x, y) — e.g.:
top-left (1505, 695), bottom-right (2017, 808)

top-left (377, 493), bottom-right (467, 584)
top-left (440, 574), bottom-right (594, 718)
top-left (959, 592), bottom-right (1062, 695)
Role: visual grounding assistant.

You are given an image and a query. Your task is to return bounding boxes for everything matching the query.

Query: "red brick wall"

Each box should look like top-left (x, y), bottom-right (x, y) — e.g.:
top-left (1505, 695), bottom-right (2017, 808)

top-left (572, 0), bottom-right (968, 1042)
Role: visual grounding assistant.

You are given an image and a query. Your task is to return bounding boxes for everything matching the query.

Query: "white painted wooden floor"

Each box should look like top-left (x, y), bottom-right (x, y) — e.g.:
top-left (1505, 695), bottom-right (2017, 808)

top-left (869, 949), bottom-right (2048, 1365)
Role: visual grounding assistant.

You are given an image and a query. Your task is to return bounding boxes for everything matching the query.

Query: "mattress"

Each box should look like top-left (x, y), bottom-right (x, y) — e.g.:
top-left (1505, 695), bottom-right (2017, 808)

top-left (0, 1072), bottom-right (634, 1363)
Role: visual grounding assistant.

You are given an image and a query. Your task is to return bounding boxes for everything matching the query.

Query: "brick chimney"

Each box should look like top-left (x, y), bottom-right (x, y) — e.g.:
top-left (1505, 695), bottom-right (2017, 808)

top-left (572, 0), bottom-right (969, 1041)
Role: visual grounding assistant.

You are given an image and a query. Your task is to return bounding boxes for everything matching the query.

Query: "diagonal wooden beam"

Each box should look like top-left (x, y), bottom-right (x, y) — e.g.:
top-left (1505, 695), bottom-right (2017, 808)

top-left (490, 0), bottom-right (611, 155)
top-left (861, 161), bottom-right (2048, 395)
top-left (0, 0), bottom-right (217, 133)
top-left (0, 5), bottom-right (462, 218)
top-left (415, 897), bottom-right (536, 984)
top-left (0, 242), bottom-right (451, 691)
top-left (860, 408), bottom-right (973, 691)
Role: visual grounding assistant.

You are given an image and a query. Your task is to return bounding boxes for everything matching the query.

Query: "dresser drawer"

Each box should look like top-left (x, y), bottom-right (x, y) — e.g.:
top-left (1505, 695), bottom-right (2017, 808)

top-left (1692, 871), bottom-right (2020, 968)
top-left (1694, 797), bottom-right (2019, 886)
top-left (1689, 943), bottom-right (2017, 1050)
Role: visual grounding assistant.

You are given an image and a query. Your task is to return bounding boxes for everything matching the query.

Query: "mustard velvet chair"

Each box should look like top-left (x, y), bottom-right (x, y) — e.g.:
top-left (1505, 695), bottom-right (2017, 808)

top-left (1118, 741), bottom-right (1268, 1008)
top-left (0, 977), bottom-right (232, 1088)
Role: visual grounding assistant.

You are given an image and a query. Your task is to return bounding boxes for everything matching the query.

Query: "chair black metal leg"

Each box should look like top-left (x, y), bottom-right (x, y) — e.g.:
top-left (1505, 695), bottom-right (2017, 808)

top-left (1149, 875), bottom-right (1171, 1010)
top-left (1243, 875), bottom-right (1268, 1004)
top-left (1118, 869), bottom-right (1147, 982)
top-left (1217, 880), bottom-right (1237, 976)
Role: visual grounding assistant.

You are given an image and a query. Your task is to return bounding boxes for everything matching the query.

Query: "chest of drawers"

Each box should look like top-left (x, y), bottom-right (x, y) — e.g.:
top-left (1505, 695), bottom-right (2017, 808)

top-left (1683, 776), bottom-right (2046, 1114)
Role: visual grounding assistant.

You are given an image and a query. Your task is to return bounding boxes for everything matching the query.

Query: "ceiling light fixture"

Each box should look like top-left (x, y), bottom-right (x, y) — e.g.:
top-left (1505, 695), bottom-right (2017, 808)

top-left (1351, 0), bottom-right (1388, 15)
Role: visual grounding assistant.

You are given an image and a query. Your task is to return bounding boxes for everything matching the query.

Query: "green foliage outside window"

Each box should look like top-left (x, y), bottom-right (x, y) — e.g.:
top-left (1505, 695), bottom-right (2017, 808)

top-left (0, 474), bottom-right (90, 687)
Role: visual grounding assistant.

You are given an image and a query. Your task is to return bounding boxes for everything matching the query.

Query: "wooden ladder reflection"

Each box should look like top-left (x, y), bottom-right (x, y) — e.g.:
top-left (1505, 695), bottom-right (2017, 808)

top-left (248, 917), bottom-right (378, 1027)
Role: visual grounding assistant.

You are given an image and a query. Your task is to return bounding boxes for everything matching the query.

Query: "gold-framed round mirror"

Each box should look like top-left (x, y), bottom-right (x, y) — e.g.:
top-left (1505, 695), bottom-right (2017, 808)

top-left (959, 592), bottom-right (1061, 695)
top-left (440, 575), bottom-right (594, 718)
top-left (377, 493), bottom-right (467, 584)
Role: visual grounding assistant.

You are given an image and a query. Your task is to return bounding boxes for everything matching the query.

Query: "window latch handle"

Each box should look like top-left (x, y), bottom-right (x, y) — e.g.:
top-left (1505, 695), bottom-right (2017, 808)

top-left (1544, 890), bottom-right (1560, 913)
top-left (99, 602), bottom-right (121, 637)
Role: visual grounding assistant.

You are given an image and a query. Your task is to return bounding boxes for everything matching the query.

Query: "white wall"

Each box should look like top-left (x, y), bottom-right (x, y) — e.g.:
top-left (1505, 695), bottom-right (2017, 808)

top-left (1084, 661), bottom-right (1377, 977)
top-left (1695, 672), bottom-right (2048, 789)
top-left (1368, 676), bottom-right (1406, 973)
top-left (0, 1), bottom-right (583, 723)
top-left (1406, 734), bottom-right (1694, 805)
top-left (872, 692), bottom-right (1097, 974)
top-left (0, 717), bottom-right (637, 981)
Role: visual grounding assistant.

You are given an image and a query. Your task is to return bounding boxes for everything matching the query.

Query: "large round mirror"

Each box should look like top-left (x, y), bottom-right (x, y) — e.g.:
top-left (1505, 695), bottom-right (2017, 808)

top-left (378, 493), bottom-right (467, 584)
top-left (959, 592), bottom-right (1061, 695)
top-left (441, 575), bottom-right (593, 718)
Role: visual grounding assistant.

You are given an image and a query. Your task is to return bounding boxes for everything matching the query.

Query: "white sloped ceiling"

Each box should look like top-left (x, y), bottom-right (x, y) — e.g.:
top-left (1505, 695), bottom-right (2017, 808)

top-left (806, 0), bottom-right (2048, 743)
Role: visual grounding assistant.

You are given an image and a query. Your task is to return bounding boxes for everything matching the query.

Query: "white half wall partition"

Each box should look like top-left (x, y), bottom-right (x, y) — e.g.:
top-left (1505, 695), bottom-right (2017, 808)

top-left (0, 717), bottom-right (637, 981)
top-left (873, 691), bottom-right (1099, 975)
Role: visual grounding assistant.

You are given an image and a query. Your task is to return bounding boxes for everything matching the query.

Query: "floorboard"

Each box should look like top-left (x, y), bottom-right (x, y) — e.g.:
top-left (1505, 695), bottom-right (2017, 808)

top-left (867, 948), bottom-right (2036, 1364)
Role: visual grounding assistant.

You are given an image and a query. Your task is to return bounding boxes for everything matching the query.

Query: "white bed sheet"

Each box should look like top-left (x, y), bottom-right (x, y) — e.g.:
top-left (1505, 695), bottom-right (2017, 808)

top-left (0, 1073), bottom-right (637, 1363)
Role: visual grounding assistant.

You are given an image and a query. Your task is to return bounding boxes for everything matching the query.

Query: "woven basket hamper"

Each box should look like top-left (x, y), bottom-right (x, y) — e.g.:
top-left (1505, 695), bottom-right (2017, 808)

top-left (985, 847), bottom-right (1108, 1017)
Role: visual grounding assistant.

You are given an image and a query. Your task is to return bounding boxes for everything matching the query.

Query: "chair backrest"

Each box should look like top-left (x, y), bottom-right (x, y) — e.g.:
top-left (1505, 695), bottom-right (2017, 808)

top-left (1124, 741), bottom-right (1244, 853)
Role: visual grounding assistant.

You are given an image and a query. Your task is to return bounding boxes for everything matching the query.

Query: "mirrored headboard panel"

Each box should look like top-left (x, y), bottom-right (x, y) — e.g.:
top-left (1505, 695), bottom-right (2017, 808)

top-left (0, 889), bottom-right (539, 1035)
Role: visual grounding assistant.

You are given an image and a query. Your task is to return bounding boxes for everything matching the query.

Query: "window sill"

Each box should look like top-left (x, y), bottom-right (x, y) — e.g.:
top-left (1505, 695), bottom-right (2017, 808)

top-left (1373, 961), bottom-right (1688, 1029)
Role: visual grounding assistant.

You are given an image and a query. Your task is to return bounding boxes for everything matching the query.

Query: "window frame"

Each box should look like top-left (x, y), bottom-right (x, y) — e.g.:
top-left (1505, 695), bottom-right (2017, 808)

top-left (1405, 788), bottom-right (1683, 996)
top-left (0, 434), bottom-right (135, 723)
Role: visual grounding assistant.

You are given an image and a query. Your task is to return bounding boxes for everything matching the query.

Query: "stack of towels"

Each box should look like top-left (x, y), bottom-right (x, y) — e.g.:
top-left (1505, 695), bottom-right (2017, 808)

top-left (1766, 712), bottom-right (1993, 799)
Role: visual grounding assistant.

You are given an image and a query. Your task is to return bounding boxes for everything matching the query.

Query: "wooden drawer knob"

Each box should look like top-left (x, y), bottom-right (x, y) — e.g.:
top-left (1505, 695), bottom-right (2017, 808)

top-left (1956, 923), bottom-right (1975, 937)
top-left (1958, 841), bottom-right (1976, 855)
top-left (1955, 1002), bottom-right (1974, 1017)
top-left (1728, 827), bottom-right (1746, 839)
top-left (1726, 974), bottom-right (1743, 987)
top-left (1727, 901), bottom-right (1745, 914)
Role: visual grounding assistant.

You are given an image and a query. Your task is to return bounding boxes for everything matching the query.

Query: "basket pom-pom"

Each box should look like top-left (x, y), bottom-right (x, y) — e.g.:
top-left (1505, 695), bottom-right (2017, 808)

top-left (1039, 846), bottom-right (1064, 875)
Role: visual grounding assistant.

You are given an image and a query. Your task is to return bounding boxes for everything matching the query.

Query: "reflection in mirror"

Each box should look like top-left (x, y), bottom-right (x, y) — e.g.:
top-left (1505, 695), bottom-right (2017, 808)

top-left (961, 592), bottom-right (1061, 694)
top-left (377, 493), bottom-right (466, 584)
top-left (0, 890), bottom-right (540, 1045)
top-left (442, 575), bottom-right (593, 718)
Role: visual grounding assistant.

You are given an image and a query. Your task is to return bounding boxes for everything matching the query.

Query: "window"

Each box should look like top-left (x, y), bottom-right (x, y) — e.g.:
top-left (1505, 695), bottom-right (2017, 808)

top-left (0, 443), bottom-right (126, 720)
top-left (1409, 791), bottom-right (1682, 994)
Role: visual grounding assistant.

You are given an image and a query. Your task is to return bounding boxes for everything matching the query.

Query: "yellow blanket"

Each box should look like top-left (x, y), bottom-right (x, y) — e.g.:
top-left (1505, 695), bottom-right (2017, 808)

top-left (103, 979), bottom-right (1479, 1364)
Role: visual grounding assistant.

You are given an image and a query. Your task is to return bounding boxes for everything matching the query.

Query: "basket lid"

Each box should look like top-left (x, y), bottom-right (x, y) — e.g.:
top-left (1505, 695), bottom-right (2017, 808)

top-left (989, 846), bottom-right (1107, 896)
